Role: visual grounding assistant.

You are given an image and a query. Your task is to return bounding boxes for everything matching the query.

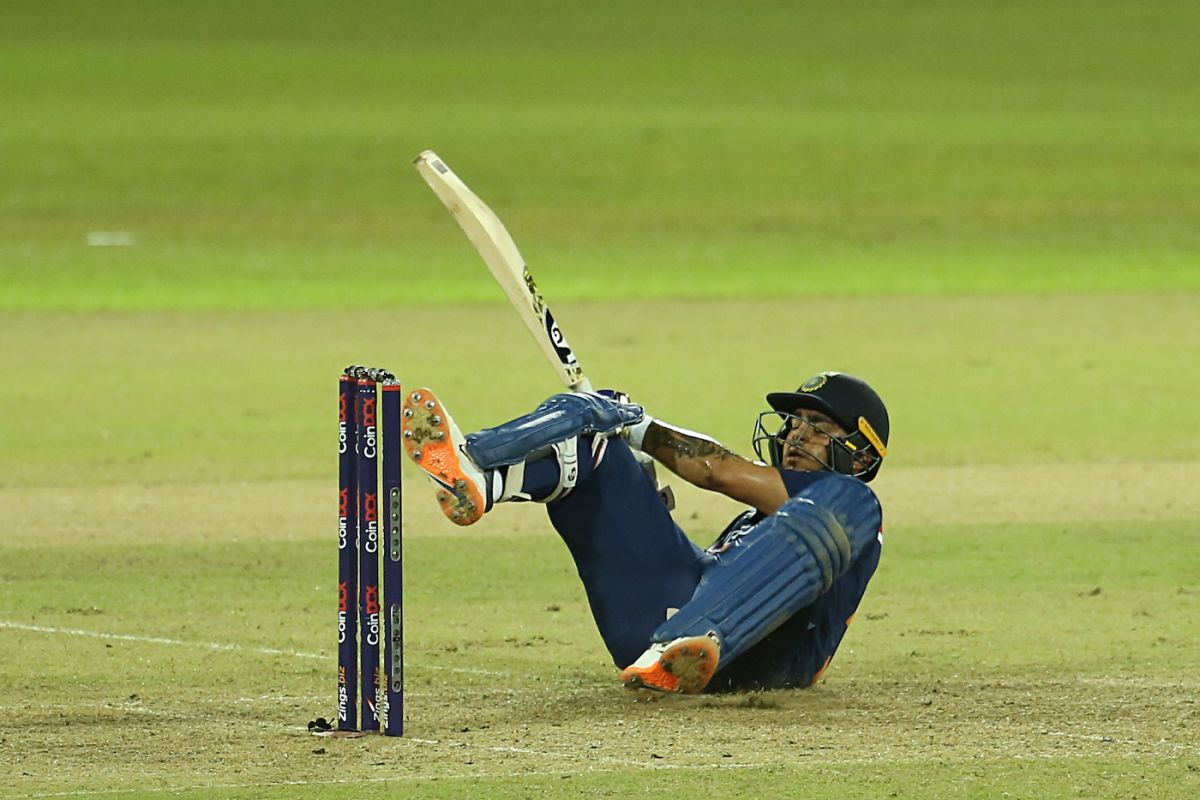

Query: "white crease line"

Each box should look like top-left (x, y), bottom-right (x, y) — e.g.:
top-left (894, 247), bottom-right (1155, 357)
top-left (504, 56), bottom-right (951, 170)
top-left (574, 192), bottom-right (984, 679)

top-left (0, 620), bottom-right (508, 677)
top-left (0, 620), bottom-right (326, 659)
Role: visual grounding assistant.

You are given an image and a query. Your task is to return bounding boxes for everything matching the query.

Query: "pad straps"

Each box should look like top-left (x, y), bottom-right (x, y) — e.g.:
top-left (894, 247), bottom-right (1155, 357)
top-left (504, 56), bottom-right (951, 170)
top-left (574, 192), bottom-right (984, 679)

top-left (542, 438), bottom-right (580, 502)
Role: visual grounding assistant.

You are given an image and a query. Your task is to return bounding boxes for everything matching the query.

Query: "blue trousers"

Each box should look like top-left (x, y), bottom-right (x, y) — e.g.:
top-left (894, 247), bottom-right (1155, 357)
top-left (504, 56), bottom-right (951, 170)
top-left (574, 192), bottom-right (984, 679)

top-left (532, 437), bottom-right (879, 690)
top-left (543, 438), bottom-right (710, 668)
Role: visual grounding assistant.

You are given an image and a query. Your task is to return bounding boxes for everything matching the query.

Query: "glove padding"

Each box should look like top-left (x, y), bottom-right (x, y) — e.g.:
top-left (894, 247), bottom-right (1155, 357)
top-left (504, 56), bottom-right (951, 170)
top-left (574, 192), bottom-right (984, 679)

top-left (595, 388), bottom-right (632, 405)
top-left (597, 390), bottom-right (655, 451)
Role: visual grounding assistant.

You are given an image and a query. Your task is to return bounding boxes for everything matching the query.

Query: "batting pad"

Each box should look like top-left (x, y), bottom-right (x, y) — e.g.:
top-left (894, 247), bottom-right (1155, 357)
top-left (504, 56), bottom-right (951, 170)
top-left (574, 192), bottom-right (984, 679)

top-left (651, 475), bottom-right (881, 666)
top-left (465, 392), bottom-right (643, 468)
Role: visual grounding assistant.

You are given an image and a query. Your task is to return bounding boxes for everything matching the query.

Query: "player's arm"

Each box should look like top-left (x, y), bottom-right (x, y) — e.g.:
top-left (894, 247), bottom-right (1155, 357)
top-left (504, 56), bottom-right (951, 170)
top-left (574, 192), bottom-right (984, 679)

top-left (635, 420), bottom-right (788, 515)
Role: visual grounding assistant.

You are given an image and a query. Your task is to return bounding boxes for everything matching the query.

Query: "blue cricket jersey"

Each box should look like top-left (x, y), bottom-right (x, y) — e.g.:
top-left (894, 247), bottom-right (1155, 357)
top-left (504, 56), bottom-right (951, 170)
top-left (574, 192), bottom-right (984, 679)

top-left (704, 469), bottom-right (883, 692)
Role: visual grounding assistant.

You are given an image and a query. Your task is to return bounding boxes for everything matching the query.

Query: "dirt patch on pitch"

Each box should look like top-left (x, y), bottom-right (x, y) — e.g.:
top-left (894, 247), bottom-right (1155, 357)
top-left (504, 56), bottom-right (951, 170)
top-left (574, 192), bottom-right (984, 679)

top-left (8, 672), bottom-right (1195, 797)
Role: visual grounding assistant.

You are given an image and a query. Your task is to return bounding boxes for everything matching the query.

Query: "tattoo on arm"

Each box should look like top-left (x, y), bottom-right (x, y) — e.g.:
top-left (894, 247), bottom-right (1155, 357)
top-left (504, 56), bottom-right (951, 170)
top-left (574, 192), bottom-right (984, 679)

top-left (645, 427), bottom-right (734, 460)
top-left (642, 422), bottom-right (744, 487)
top-left (640, 420), bottom-right (787, 511)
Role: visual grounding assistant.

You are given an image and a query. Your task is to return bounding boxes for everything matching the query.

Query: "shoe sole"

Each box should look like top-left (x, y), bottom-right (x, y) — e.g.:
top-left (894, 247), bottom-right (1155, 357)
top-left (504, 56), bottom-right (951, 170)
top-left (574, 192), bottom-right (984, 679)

top-left (401, 388), bottom-right (485, 526)
top-left (619, 635), bottom-right (719, 694)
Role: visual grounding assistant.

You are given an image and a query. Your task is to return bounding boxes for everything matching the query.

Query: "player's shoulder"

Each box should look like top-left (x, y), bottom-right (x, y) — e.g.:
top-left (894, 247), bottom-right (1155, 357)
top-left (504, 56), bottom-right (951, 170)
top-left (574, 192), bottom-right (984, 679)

top-left (777, 468), bottom-right (859, 493)
top-left (779, 469), bottom-right (881, 508)
top-left (778, 470), bottom-right (884, 540)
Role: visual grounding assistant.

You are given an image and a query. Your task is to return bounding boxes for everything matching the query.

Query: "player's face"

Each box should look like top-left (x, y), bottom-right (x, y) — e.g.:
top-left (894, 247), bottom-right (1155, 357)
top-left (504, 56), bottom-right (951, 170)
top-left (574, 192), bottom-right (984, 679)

top-left (780, 409), bottom-right (848, 471)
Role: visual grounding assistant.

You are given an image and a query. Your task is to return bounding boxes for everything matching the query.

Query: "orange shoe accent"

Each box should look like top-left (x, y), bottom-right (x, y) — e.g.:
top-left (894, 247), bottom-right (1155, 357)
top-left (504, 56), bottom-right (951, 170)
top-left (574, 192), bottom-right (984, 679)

top-left (808, 654), bottom-right (834, 687)
top-left (401, 388), bottom-right (485, 526)
top-left (619, 635), bottom-right (720, 695)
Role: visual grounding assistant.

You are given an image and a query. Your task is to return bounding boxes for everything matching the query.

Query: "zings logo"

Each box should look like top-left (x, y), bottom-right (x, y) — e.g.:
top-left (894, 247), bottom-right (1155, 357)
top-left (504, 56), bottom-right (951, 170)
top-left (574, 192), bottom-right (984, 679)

top-left (338, 667), bottom-right (349, 720)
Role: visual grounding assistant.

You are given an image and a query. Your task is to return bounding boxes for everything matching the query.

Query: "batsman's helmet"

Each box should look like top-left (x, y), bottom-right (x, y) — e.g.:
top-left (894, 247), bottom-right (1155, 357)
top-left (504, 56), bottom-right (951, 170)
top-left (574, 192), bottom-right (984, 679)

top-left (752, 371), bottom-right (890, 482)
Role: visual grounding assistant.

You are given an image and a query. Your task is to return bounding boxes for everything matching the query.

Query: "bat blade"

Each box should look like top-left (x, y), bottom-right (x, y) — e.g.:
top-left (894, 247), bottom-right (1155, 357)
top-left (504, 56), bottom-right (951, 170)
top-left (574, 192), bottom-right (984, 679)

top-left (413, 150), bottom-right (591, 392)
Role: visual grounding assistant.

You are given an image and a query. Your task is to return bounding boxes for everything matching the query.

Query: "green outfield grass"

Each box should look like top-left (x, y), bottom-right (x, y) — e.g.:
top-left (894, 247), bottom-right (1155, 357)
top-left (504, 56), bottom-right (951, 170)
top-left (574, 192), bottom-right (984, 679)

top-left (1, 1), bottom-right (1197, 798)
top-left (2, 0), bottom-right (1198, 310)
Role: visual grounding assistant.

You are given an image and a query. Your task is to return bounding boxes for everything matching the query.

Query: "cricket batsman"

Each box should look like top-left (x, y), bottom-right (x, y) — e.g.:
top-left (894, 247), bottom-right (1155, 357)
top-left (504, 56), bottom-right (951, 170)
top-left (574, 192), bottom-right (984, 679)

top-left (401, 370), bottom-right (888, 694)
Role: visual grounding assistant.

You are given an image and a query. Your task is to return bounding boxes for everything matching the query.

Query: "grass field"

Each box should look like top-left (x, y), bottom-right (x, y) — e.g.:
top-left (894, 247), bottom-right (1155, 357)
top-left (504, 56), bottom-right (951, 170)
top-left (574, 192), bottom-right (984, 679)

top-left (1, 2), bottom-right (1197, 798)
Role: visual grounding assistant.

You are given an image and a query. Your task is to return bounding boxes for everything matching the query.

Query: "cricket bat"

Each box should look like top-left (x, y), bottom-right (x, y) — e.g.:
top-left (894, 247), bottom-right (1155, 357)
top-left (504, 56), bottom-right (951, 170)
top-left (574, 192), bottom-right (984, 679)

top-left (413, 150), bottom-right (592, 393)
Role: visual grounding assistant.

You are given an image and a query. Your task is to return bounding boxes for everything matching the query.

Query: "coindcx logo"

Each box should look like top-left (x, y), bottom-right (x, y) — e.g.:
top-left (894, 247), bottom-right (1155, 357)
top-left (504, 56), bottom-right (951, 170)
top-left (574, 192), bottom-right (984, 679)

top-left (338, 488), bottom-right (350, 550)
top-left (362, 492), bottom-right (378, 554)
top-left (337, 581), bottom-right (350, 643)
top-left (361, 396), bottom-right (377, 458)
top-left (339, 392), bottom-right (348, 454)
top-left (363, 584), bottom-right (380, 646)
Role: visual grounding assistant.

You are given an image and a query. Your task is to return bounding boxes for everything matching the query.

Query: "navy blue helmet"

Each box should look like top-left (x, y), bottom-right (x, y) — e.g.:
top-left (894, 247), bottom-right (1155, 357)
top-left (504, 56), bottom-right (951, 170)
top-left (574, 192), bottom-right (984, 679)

top-left (752, 372), bottom-right (889, 482)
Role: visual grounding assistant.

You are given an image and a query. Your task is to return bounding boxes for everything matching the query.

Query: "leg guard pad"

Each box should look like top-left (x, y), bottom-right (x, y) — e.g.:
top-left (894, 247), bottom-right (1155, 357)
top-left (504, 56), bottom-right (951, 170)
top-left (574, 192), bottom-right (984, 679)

top-left (541, 437), bottom-right (580, 502)
top-left (465, 392), bottom-right (644, 468)
top-left (651, 475), bottom-right (880, 666)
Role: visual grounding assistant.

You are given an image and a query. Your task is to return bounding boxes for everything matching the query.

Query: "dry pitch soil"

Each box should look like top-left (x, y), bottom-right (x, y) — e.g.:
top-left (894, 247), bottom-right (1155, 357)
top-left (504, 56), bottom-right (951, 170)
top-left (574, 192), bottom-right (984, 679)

top-left (3, 462), bottom-right (1197, 798)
